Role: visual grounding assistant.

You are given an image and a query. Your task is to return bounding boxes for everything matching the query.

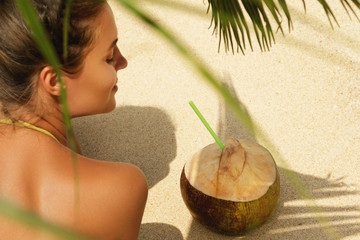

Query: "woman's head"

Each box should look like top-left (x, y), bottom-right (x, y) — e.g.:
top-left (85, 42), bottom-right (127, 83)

top-left (64, 2), bottom-right (128, 117)
top-left (0, 0), bottom-right (125, 119)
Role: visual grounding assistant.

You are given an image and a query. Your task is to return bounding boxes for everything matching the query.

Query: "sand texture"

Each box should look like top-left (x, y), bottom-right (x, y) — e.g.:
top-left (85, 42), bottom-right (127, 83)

top-left (72, 0), bottom-right (360, 239)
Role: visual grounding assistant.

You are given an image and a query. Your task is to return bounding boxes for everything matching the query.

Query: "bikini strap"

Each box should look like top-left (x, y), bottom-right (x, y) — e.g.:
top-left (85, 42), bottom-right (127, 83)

top-left (0, 119), bottom-right (59, 143)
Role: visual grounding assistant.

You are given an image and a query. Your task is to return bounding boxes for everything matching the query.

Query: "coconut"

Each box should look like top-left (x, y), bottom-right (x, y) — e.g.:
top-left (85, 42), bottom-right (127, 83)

top-left (180, 137), bottom-right (280, 235)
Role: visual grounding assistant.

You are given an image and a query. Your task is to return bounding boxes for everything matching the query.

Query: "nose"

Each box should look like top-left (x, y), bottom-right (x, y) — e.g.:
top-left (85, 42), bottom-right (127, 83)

top-left (114, 46), bottom-right (127, 71)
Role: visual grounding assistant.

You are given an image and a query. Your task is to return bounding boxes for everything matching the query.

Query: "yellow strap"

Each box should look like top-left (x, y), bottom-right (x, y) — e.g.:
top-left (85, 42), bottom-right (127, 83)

top-left (0, 119), bottom-right (59, 143)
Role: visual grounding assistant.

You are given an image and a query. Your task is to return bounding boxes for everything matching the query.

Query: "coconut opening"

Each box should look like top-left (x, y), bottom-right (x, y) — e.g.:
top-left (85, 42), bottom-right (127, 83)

top-left (184, 138), bottom-right (276, 202)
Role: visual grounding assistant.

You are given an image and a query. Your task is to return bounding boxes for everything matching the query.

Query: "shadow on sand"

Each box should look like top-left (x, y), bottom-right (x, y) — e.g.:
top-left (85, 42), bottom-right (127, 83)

top-left (72, 85), bottom-right (359, 239)
top-left (185, 166), bottom-right (360, 239)
top-left (72, 106), bottom-right (183, 238)
top-left (139, 222), bottom-right (184, 240)
top-left (72, 106), bottom-right (177, 189)
top-left (184, 76), bottom-right (360, 239)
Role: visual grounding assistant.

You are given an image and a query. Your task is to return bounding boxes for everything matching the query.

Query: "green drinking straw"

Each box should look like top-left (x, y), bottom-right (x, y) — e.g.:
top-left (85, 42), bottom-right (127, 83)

top-left (189, 101), bottom-right (224, 150)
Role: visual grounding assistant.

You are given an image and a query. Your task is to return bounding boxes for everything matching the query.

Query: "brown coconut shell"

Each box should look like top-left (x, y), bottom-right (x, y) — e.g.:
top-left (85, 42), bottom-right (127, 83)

top-left (180, 140), bottom-right (280, 235)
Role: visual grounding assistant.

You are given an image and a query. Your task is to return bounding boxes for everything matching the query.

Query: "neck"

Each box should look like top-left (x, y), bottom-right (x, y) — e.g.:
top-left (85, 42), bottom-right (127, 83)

top-left (2, 102), bottom-right (81, 153)
top-left (21, 112), bottom-right (81, 153)
top-left (21, 112), bottom-right (67, 146)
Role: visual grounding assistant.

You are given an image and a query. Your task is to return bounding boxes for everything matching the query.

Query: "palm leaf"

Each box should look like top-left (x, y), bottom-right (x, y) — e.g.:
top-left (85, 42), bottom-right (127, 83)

top-left (0, 0), bottom-right (81, 238)
top-left (14, 0), bottom-right (80, 216)
top-left (116, 0), bottom-right (342, 238)
top-left (13, 0), bottom-right (79, 155)
top-left (2, 0), bottom-right (357, 238)
top-left (341, 0), bottom-right (360, 20)
top-left (207, 0), bottom-right (360, 53)
top-left (317, 0), bottom-right (339, 28)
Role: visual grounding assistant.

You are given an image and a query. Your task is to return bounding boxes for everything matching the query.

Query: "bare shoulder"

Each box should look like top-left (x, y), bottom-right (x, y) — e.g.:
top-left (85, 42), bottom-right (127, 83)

top-left (31, 136), bottom-right (148, 239)
top-left (36, 138), bottom-right (148, 239)
top-left (76, 157), bottom-right (148, 239)
top-left (0, 132), bottom-right (148, 240)
top-left (80, 157), bottom-right (148, 197)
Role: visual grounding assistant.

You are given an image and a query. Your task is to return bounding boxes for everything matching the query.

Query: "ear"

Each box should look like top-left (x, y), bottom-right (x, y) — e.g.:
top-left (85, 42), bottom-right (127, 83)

top-left (39, 66), bottom-right (61, 97)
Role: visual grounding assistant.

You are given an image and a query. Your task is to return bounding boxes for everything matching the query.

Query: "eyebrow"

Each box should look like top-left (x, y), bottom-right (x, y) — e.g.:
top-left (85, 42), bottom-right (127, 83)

top-left (109, 38), bottom-right (118, 50)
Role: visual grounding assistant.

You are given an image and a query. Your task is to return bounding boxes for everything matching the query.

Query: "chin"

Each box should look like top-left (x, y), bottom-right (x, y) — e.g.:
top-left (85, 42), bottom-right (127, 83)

top-left (69, 97), bottom-right (117, 117)
top-left (104, 105), bottom-right (116, 113)
top-left (70, 105), bottom-right (116, 118)
top-left (105, 99), bottom-right (117, 112)
top-left (98, 100), bottom-right (117, 114)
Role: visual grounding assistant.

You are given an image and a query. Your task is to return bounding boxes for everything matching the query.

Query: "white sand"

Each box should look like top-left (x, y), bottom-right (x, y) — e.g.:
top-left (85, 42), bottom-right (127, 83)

top-left (72, 0), bottom-right (360, 239)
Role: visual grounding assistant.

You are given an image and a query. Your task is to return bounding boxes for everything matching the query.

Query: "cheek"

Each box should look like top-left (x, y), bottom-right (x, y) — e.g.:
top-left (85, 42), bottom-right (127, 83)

top-left (85, 60), bottom-right (116, 92)
top-left (66, 66), bottom-right (117, 116)
top-left (91, 68), bottom-right (115, 91)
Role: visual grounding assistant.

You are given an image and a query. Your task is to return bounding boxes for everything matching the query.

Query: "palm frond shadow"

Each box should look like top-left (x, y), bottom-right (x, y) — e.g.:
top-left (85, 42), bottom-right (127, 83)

top-left (72, 106), bottom-right (177, 189)
top-left (287, 4), bottom-right (360, 56)
top-left (269, 169), bottom-right (360, 239)
top-left (217, 73), bottom-right (256, 142)
top-left (73, 106), bottom-right (183, 239)
top-left (184, 76), bottom-right (360, 239)
top-left (280, 35), bottom-right (360, 71)
top-left (273, 6), bottom-right (360, 69)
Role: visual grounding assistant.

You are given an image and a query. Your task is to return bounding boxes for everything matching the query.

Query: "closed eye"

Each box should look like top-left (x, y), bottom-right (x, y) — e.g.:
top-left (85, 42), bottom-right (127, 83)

top-left (106, 57), bottom-right (114, 64)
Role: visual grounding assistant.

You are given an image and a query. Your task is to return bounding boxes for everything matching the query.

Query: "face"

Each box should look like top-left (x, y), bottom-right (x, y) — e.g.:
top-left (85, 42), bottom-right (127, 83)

top-left (65, 3), bottom-right (127, 117)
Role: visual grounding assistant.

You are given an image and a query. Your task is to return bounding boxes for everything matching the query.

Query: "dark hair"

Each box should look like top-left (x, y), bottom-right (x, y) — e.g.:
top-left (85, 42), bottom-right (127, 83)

top-left (0, 0), bottom-right (106, 116)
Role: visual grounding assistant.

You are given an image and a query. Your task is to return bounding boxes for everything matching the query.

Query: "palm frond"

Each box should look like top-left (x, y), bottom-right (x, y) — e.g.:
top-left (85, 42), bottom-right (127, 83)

top-left (115, 1), bottom-right (343, 238)
top-left (341, 0), bottom-right (360, 20)
top-left (207, 0), bottom-right (360, 53)
top-left (317, 0), bottom-right (339, 28)
top-left (5, 0), bottom-right (359, 238)
top-left (14, 0), bottom-right (77, 153)
top-left (207, 0), bottom-right (291, 53)
top-left (7, 0), bottom-right (81, 236)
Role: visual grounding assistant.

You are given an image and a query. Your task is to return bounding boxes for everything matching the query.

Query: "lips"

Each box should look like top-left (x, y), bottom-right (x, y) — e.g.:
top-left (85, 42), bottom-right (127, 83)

top-left (112, 78), bottom-right (118, 91)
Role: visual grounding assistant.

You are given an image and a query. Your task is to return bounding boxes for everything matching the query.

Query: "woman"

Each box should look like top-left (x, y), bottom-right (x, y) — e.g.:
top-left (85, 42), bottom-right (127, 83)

top-left (0, 0), bottom-right (148, 239)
